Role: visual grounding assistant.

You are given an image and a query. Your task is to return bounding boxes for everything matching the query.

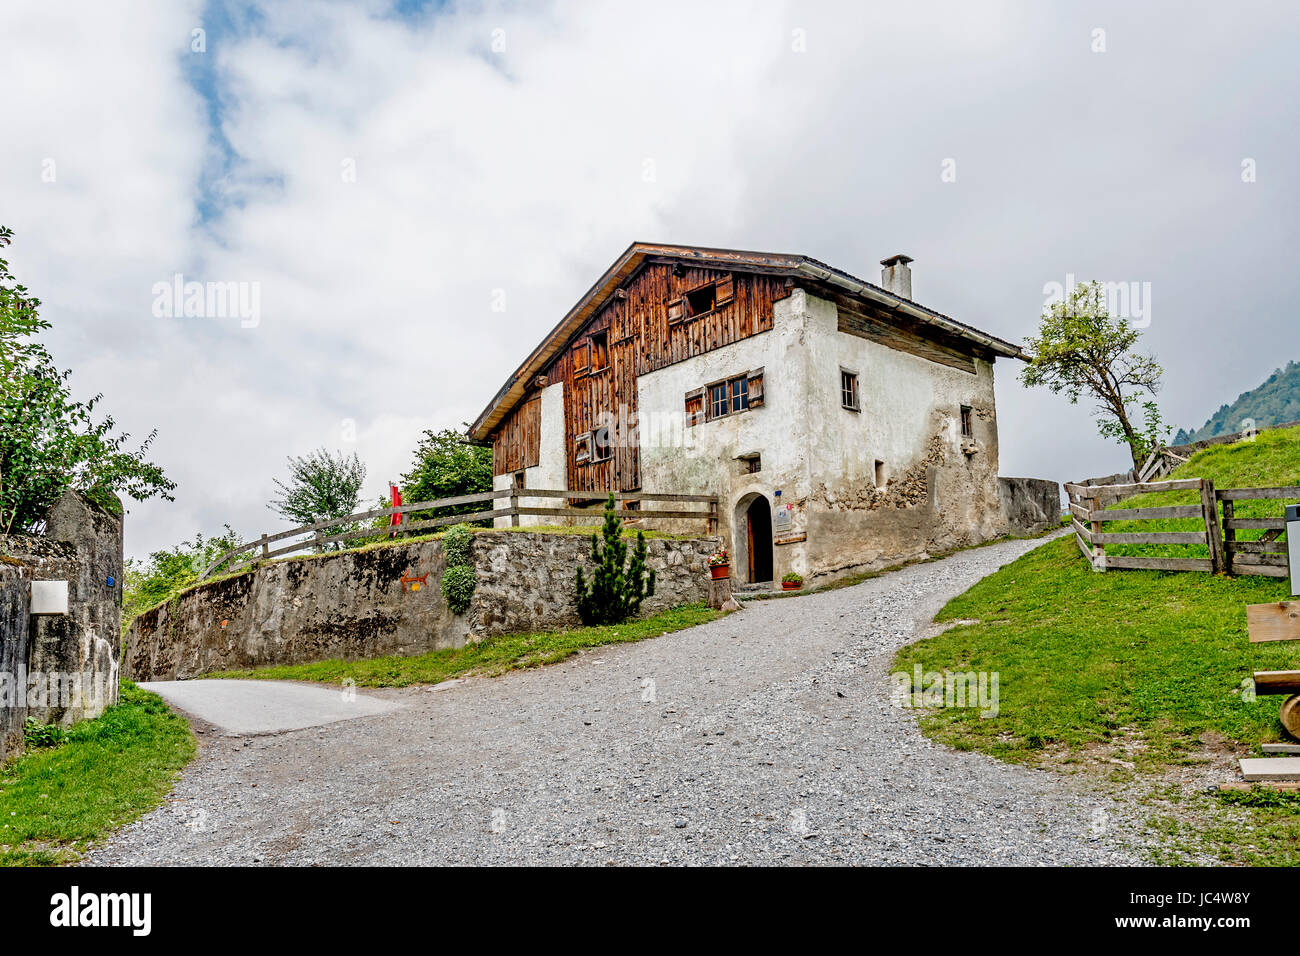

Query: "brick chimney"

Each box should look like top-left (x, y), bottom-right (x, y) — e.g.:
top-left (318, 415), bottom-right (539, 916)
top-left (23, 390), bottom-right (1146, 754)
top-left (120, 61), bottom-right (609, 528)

top-left (880, 254), bottom-right (913, 300)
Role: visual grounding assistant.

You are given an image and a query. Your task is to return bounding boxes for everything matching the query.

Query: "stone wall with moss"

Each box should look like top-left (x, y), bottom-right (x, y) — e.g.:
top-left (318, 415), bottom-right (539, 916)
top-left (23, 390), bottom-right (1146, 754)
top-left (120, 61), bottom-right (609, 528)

top-left (124, 530), bottom-right (719, 681)
top-left (0, 490), bottom-right (124, 761)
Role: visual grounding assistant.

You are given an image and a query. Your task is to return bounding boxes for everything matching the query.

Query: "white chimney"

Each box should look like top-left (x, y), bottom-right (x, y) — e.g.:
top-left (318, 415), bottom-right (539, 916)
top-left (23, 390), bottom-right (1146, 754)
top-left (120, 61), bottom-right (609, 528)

top-left (880, 254), bottom-right (913, 300)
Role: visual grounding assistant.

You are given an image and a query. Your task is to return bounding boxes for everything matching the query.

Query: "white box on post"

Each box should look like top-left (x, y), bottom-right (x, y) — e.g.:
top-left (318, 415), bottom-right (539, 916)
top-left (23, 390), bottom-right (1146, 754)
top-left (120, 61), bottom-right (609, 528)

top-left (30, 580), bottom-right (69, 615)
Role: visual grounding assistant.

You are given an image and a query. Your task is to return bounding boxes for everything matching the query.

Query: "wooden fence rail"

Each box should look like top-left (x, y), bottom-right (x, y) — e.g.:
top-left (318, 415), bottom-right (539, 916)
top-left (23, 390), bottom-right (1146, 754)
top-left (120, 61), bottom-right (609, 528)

top-left (198, 488), bottom-right (719, 581)
top-left (1063, 477), bottom-right (1295, 578)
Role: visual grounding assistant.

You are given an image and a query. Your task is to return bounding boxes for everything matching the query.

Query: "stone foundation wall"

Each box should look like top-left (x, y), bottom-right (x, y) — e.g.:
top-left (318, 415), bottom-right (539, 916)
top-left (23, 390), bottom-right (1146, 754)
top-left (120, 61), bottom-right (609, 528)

top-left (470, 533), bottom-right (719, 636)
top-left (125, 530), bottom-right (720, 681)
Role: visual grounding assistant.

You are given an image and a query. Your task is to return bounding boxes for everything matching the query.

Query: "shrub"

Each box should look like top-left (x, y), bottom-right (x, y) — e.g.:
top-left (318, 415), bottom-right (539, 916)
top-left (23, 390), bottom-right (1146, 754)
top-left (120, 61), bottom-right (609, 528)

top-left (782, 572), bottom-right (803, 585)
top-left (23, 717), bottom-right (65, 749)
top-left (440, 523), bottom-right (476, 615)
top-left (441, 564), bottom-right (476, 615)
top-left (442, 523), bottom-right (473, 567)
top-left (574, 495), bottom-right (656, 626)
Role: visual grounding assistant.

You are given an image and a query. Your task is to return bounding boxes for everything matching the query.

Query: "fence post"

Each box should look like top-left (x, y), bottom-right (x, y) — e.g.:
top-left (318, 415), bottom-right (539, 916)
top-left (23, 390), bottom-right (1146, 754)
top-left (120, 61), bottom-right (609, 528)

top-left (1089, 489), bottom-right (1106, 571)
top-left (1222, 496), bottom-right (1235, 575)
top-left (509, 486), bottom-right (519, 527)
top-left (708, 497), bottom-right (718, 536)
top-left (1201, 479), bottom-right (1226, 573)
top-left (260, 535), bottom-right (269, 560)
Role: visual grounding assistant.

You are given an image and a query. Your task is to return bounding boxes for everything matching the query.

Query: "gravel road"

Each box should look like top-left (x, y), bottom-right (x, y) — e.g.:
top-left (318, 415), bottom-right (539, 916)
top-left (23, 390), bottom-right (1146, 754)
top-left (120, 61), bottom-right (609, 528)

top-left (89, 533), bottom-right (1154, 866)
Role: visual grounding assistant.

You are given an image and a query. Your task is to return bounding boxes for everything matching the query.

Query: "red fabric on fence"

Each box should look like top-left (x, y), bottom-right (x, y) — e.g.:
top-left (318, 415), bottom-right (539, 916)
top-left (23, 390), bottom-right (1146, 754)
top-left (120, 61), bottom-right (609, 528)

top-left (389, 484), bottom-right (402, 525)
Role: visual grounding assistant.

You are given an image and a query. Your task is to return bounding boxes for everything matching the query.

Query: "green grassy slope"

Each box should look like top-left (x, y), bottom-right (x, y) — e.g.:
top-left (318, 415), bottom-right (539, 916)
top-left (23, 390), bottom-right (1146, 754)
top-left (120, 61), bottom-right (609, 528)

top-left (0, 683), bottom-right (196, 865)
top-left (900, 426), bottom-right (1300, 864)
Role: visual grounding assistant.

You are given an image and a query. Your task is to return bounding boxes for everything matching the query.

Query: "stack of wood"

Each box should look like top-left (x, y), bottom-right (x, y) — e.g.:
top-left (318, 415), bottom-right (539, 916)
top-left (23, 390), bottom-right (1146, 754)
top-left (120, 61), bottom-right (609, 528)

top-left (1229, 601), bottom-right (1300, 790)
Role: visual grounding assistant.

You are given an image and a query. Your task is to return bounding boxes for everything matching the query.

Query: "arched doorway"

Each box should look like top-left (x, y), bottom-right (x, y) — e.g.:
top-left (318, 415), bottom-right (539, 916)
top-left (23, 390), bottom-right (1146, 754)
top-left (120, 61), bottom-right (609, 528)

top-left (734, 494), bottom-right (773, 585)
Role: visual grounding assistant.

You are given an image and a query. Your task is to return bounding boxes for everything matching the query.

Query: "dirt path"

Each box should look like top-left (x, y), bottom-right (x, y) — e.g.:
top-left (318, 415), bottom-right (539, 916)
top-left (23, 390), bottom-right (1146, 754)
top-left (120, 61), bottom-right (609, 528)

top-left (89, 534), bottom-right (1155, 866)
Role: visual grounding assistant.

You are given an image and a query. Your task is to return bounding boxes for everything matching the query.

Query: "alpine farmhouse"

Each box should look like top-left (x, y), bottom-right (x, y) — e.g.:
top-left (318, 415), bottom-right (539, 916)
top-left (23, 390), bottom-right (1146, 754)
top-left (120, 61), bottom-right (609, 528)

top-left (468, 242), bottom-right (1033, 588)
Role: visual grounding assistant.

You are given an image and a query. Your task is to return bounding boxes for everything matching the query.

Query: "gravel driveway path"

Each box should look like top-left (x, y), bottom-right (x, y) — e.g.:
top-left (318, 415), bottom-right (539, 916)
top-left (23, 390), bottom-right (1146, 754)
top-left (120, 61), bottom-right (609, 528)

top-left (89, 533), bottom-right (1153, 866)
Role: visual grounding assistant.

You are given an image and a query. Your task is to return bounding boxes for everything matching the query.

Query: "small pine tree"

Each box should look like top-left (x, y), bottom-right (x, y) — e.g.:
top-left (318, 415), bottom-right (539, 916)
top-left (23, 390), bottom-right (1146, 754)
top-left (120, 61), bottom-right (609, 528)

top-left (574, 494), bottom-right (656, 625)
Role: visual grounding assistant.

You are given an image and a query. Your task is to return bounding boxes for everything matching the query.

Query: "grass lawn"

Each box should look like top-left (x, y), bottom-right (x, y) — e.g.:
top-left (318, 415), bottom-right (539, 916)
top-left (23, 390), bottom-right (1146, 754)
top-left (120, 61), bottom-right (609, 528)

top-left (896, 427), bottom-right (1300, 864)
top-left (209, 602), bottom-right (723, 687)
top-left (0, 682), bottom-right (196, 866)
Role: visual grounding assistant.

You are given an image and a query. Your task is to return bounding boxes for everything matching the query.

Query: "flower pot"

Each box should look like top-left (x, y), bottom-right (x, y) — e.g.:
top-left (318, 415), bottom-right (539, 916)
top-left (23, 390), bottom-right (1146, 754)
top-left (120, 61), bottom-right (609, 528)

top-left (710, 564), bottom-right (730, 580)
top-left (781, 581), bottom-right (802, 591)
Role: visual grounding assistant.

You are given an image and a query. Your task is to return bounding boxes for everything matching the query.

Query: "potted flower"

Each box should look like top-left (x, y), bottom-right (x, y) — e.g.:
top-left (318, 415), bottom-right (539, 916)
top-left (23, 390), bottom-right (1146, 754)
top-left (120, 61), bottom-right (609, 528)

top-left (781, 572), bottom-right (803, 591)
top-left (708, 548), bottom-right (730, 580)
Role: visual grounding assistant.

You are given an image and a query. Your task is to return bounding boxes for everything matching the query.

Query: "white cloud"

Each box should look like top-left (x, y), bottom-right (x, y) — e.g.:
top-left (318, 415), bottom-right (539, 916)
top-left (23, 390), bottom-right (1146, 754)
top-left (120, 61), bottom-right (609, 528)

top-left (4, 0), bottom-right (1299, 556)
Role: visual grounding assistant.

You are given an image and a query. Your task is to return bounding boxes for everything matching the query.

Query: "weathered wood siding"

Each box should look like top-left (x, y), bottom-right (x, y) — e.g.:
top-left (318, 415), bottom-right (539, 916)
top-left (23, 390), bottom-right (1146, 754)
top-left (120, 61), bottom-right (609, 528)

top-left (490, 264), bottom-right (793, 491)
top-left (492, 394), bottom-right (541, 475)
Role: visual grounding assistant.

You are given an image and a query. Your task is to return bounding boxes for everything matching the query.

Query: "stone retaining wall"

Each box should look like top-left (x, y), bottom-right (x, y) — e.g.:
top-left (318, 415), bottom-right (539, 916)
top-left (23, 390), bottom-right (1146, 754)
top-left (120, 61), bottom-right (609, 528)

top-left (125, 531), bottom-right (720, 681)
top-left (997, 477), bottom-right (1063, 536)
top-left (0, 491), bottom-right (124, 762)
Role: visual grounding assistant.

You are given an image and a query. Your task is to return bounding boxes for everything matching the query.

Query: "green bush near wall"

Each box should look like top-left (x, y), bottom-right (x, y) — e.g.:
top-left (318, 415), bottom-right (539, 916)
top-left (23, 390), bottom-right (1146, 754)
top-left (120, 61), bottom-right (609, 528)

top-left (440, 524), bottom-right (476, 614)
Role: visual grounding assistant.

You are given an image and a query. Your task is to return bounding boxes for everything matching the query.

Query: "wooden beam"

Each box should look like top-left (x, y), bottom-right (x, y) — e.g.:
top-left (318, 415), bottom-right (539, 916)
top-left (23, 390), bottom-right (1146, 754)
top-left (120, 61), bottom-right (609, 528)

top-left (1247, 602), bottom-right (1300, 643)
top-left (1217, 486), bottom-right (1300, 501)
top-left (1089, 504), bottom-right (1203, 521)
top-left (1225, 517), bottom-right (1286, 530)
top-left (1090, 531), bottom-right (1206, 545)
top-left (1218, 780), bottom-right (1300, 792)
top-left (1229, 540), bottom-right (1289, 554)
top-left (1103, 556), bottom-right (1214, 572)
top-left (1234, 563), bottom-right (1291, 578)
top-left (1253, 671), bottom-right (1300, 695)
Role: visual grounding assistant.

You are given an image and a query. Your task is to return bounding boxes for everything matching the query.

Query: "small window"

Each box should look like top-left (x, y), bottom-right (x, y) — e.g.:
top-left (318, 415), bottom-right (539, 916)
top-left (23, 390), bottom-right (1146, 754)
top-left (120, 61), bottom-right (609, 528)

top-left (709, 381), bottom-right (729, 419)
top-left (574, 434), bottom-right (591, 464)
top-left (874, 460), bottom-right (887, 491)
top-left (745, 455), bottom-right (762, 474)
top-left (706, 376), bottom-right (749, 421)
top-left (685, 283), bottom-right (717, 318)
top-left (590, 331), bottom-right (609, 372)
top-left (512, 471), bottom-right (525, 490)
top-left (960, 405), bottom-right (973, 438)
top-left (590, 425), bottom-right (612, 462)
top-left (841, 370), bottom-right (860, 411)
top-left (730, 376), bottom-right (748, 413)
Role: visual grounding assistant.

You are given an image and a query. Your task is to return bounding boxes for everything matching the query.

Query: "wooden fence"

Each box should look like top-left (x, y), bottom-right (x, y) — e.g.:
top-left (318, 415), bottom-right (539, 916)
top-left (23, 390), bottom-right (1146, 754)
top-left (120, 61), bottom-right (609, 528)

top-left (1064, 478), bottom-right (1295, 577)
top-left (197, 488), bottom-right (719, 581)
top-left (1220, 486), bottom-right (1300, 578)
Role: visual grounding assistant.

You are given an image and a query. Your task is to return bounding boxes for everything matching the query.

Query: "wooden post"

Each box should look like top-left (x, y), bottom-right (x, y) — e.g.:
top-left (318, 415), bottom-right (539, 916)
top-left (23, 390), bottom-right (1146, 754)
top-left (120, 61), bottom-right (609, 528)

top-left (1089, 489), bottom-right (1105, 571)
top-left (509, 487), bottom-right (519, 527)
top-left (260, 535), bottom-right (269, 559)
top-left (707, 497), bottom-right (718, 536)
top-left (708, 574), bottom-right (732, 609)
top-left (1221, 496), bottom-right (1235, 575)
top-left (1201, 479), bottom-right (1227, 573)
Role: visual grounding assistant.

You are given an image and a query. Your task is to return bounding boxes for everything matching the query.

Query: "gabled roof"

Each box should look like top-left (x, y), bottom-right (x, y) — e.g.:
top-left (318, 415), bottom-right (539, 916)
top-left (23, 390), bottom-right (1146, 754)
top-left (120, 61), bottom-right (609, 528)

top-left (468, 241), bottom-right (1026, 442)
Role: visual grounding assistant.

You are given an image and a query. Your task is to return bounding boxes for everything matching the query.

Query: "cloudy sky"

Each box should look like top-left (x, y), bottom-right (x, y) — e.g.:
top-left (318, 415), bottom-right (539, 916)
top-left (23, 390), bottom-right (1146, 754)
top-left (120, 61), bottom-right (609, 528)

top-left (3, 0), bottom-right (1297, 558)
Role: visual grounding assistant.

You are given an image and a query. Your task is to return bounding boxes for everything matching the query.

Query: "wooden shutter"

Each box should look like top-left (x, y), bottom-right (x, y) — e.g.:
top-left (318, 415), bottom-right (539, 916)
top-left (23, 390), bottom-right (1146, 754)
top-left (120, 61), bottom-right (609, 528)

top-left (747, 368), bottom-right (764, 408)
top-left (573, 340), bottom-right (589, 374)
top-left (684, 388), bottom-right (704, 427)
top-left (667, 297), bottom-right (685, 324)
top-left (715, 274), bottom-right (734, 306)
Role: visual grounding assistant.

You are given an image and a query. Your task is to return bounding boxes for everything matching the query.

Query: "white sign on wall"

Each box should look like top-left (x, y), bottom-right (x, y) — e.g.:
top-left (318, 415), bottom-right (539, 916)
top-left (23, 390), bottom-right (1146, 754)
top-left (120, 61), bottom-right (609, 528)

top-left (774, 505), bottom-right (792, 533)
top-left (31, 580), bottom-right (69, 615)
